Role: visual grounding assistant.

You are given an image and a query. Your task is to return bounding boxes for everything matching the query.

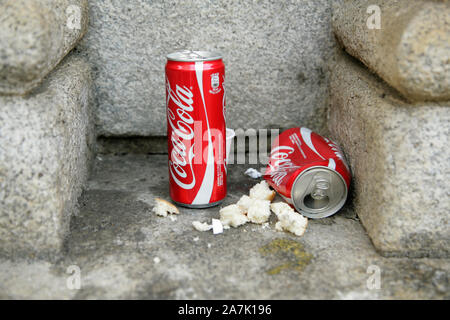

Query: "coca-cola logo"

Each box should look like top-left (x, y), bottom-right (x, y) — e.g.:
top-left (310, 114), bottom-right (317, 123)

top-left (166, 80), bottom-right (196, 189)
top-left (268, 145), bottom-right (300, 186)
top-left (323, 137), bottom-right (349, 171)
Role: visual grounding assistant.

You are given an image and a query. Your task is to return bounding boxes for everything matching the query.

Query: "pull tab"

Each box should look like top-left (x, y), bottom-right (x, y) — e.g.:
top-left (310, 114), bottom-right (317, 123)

top-left (311, 176), bottom-right (330, 200)
top-left (302, 173), bottom-right (331, 210)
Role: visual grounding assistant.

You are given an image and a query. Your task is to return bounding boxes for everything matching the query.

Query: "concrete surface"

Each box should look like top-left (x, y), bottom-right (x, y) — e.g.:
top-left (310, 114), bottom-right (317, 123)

top-left (0, 0), bottom-right (89, 95)
top-left (0, 154), bottom-right (448, 299)
top-left (0, 54), bottom-right (94, 258)
top-left (332, 0), bottom-right (450, 102)
top-left (328, 52), bottom-right (449, 258)
top-left (77, 0), bottom-right (336, 136)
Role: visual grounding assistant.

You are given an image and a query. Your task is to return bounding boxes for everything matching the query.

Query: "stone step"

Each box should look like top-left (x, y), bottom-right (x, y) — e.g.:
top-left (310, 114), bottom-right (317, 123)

top-left (332, 0), bottom-right (450, 102)
top-left (328, 52), bottom-right (449, 258)
top-left (0, 0), bottom-right (88, 95)
top-left (2, 154), bottom-right (448, 299)
top-left (0, 54), bottom-right (94, 259)
top-left (77, 0), bottom-right (336, 136)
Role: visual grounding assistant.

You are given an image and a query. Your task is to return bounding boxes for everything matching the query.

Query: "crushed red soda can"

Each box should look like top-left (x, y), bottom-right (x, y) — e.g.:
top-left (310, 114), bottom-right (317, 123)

top-left (265, 127), bottom-right (351, 218)
top-left (165, 50), bottom-right (226, 208)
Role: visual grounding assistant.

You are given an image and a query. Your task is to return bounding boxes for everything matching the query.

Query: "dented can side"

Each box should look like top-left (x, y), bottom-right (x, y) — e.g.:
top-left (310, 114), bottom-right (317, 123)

top-left (265, 127), bottom-right (351, 218)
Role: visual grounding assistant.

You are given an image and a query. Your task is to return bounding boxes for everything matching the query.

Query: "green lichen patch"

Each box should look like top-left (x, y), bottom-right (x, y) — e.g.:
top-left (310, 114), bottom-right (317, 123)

top-left (259, 238), bottom-right (313, 275)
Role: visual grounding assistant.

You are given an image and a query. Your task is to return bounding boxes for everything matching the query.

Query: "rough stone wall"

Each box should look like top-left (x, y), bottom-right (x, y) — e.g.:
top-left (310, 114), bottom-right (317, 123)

top-left (328, 52), bottom-right (450, 258)
top-left (329, 0), bottom-right (450, 257)
top-left (332, 0), bottom-right (450, 102)
top-left (77, 0), bottom-right (337, 136)
top-left (0, 54), bottom-right (94, 258)
top-left (0, 0), bottom-right (89, 95)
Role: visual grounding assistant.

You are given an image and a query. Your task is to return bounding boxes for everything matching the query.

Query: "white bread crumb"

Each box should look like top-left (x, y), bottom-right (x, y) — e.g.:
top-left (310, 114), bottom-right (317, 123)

top-left (152, 198), bottom-right (179, 217)
top-left (274, 213), bottom-right (308, 236)
top-left (249, 181), bottom-right (276, 201)
top-left (270, 202), bottom-right (293, 218)
top-left (219, 204), bottom-right (248, 227)
top-left (236, 195), bottom-right (254, 213)
top-left (153, 257), bottom-right (160, 264)
top-left (237, 194), bottom-right (271, 224)
top-left (247, 199), bottom-right (271, 224)
top-left (193, 236), bottom-right (199, 242)
top-left (271, 202), bottom-right (308, 237)
top-left (275, 222), bottom-right (284, 232)
top-left (212, 218), bottom-right (224, 234)
top-left (192, 221), bottom-right (213, 232)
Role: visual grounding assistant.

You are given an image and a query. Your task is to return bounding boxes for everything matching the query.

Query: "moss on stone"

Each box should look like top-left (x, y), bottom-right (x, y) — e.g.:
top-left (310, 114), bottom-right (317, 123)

top-left (259, 238), bottom-right (313, 275)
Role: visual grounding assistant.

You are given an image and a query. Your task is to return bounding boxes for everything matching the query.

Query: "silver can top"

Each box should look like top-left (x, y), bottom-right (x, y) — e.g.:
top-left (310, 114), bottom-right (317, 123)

top-left (291, 166), bottom-right (347, 219)
top-left (166, 50), bottom-right (222, 62)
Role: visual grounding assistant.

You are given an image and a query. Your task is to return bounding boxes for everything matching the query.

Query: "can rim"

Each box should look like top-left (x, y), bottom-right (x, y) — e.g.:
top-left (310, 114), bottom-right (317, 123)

top-left (291, 166), bottom-right (348, 219)
top-left (167, 50), bottom-right (223, 62)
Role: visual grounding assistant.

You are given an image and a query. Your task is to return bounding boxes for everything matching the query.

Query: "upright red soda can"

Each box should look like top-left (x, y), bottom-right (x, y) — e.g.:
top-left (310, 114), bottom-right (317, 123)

top-left (265, 127), bottom-right (351, 218)
top-left (166, 51), bottom-right (226, 208)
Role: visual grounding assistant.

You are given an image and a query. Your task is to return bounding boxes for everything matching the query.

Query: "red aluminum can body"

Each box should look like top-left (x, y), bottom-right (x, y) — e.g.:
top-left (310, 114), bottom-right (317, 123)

top-left (165, 51), bottom-right (226, 208)
top-left (265, 127), bottom-right (351, 218)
